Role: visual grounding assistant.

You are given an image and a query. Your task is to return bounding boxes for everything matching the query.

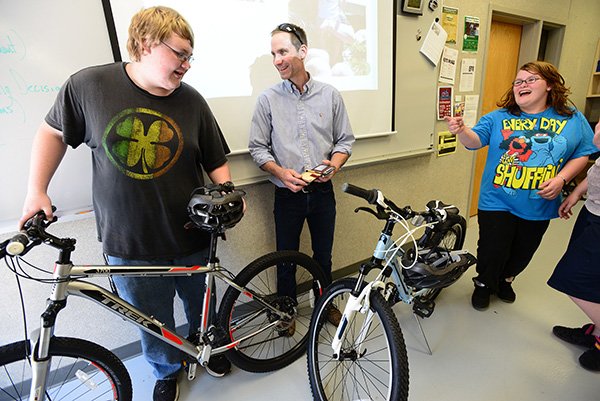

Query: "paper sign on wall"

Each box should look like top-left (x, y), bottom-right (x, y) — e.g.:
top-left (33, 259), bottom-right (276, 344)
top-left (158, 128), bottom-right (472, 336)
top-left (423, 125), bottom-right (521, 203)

top-left (437, 86), bottom-right (453, 120)
top-left (420, 21), bottom-right (448, 66)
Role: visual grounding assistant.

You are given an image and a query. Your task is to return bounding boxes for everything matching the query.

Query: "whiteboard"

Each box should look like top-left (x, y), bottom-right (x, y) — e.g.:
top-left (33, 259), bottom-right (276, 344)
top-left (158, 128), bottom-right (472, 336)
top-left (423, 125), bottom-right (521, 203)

top-left (0, 0), bottom-right (113, 227)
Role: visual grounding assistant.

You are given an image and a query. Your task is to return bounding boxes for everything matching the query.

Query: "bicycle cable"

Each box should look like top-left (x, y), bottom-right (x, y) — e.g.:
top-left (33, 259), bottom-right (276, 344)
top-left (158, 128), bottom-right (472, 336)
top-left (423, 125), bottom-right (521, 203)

top-left (11, 260), bottom-right (30, 348)
top-left (383, 211), bottom-right (437, 270)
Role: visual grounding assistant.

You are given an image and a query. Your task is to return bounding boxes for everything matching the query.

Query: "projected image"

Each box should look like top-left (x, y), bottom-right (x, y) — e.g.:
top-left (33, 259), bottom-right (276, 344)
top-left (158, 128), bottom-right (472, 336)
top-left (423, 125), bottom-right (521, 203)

top-left (288, 0), bottom-right (376, 92)
top-left (110, 0), bottom-right (377, 99)
top-left (108, 0), bottom-right (392, 151)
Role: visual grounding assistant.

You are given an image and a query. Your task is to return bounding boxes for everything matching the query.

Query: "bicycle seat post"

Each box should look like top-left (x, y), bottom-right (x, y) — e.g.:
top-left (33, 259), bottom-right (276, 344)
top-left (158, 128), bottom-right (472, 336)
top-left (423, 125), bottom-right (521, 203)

top-left (206, 232), bottom-right (221, 264)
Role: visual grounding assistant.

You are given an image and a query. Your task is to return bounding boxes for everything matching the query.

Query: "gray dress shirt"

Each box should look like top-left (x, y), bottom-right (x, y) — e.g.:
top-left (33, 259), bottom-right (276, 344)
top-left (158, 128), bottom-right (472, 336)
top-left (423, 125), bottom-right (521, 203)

top-left (248, 77), bottom-right (354, 188)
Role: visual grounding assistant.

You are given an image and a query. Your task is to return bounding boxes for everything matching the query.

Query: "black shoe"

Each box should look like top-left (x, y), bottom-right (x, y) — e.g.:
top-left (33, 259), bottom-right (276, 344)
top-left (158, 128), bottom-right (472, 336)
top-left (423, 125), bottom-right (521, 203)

top-left (553, 323), bottom-right (597, 348)
top-left (497, 280), bottom-right (516, 303)
top-left (579, 344), bottom-right (600, 371)
top-left (471, 284), bottom-right (490, 311)
top-left (153, 379), bottom-right (179, 401)
top-left (206, 354), bottom-right (231, 378)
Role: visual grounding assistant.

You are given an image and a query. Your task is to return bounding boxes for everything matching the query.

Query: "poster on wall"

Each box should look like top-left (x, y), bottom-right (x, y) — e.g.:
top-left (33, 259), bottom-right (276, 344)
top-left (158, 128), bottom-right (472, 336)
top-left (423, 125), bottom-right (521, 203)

top-left (462, 15), bottom-right (480, 52)
top-left (437, 86), bottom-right (453, 120)
top-left (439, 46), bottom-right (458, 84)
top-left (420, 20), bottom-right (448, 66)
top-left (437, 131), bottom-right (457, 156)
top-left (459, 58), bottom-right (476, 92)
top-left (441, 6), bottom-right (458, 44)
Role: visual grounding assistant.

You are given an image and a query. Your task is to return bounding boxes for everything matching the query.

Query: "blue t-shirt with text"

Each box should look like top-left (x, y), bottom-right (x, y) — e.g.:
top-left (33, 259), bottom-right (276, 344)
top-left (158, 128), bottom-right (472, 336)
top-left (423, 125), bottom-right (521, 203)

top-left (471, 107), bottom-right (596, 220)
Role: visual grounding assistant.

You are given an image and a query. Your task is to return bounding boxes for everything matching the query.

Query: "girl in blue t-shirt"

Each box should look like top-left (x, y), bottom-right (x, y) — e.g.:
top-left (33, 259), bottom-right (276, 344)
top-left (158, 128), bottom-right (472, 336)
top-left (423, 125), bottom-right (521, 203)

top-left (444, 61), bottom-right (596, 311)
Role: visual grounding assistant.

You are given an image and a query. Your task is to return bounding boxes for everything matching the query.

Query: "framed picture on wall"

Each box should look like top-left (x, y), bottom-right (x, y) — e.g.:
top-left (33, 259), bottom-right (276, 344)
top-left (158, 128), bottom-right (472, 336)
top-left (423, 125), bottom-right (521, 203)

top-left (400, 0), bottom-right (425, 15)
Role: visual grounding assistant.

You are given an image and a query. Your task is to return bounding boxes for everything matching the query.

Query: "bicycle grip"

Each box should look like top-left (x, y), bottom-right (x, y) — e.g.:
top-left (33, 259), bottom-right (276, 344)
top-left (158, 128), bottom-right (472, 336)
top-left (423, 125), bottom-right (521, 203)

top-left (6, 233), bottom-right (28, 256)
top-left (342, 183), bottom-right (378, 205)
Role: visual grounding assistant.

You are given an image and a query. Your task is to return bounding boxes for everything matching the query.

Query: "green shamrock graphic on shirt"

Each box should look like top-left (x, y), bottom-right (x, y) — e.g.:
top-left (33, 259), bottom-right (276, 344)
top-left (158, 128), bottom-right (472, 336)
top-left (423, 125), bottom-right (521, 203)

top-left (103, 108), bottom-right (183, 180)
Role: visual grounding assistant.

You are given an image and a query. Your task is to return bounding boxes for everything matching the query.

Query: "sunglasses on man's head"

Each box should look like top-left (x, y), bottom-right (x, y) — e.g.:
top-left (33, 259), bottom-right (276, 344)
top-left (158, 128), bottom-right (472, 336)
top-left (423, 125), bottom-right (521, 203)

top-left (278, 23), bottom-right (304, 45)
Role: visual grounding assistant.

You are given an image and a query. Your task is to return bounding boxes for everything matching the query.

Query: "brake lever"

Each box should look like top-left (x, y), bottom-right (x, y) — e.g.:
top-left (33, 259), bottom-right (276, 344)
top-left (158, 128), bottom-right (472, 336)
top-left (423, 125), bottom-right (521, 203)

top-left (354, 206), bottom-right (390, 220)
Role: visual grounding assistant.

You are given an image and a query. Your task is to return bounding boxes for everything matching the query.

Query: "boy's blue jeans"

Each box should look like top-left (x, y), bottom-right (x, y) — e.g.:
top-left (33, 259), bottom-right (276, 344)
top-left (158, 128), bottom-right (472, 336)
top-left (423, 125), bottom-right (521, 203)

top-left (107, 249), bottom-right (209, 380)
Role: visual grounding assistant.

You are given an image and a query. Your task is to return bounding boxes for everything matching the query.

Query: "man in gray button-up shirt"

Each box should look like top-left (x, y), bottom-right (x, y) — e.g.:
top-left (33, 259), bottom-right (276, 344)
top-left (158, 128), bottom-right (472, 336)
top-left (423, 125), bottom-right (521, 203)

top-left (249, 23), bottom-right (354, 325)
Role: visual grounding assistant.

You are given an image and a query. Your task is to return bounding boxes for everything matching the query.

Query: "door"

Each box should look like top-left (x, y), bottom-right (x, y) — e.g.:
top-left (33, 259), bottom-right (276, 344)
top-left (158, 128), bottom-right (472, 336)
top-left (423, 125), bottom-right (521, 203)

top-left (469, 20), bottom-right (522, 216)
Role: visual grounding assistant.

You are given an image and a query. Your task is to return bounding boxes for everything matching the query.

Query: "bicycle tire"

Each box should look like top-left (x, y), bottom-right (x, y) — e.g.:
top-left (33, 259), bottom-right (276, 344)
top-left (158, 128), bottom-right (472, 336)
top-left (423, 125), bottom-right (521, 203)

top-left (418, 214), bottom-right (467, 302)
top-left (428, 214), bottom-right (467, 250)
top-left (0, 337), bottom-right (132, 401)
top-left (307, 278), bottom-right (409, 401)
top-left (217, 250), bottom-right (327, 373)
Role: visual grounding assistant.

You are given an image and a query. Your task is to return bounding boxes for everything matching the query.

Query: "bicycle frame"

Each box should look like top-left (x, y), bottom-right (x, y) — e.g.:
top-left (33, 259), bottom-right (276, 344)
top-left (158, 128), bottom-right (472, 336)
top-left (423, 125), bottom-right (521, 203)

top-left (28, 260), bottom-right (290, 401)
top-left (331, 208), bottom-right (471, 357)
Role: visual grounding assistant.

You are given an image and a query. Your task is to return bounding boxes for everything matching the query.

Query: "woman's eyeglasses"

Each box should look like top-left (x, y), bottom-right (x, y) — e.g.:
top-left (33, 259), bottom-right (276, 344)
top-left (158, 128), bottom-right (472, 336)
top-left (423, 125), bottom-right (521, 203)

top-left (512, 76), bottom-right (542, 87)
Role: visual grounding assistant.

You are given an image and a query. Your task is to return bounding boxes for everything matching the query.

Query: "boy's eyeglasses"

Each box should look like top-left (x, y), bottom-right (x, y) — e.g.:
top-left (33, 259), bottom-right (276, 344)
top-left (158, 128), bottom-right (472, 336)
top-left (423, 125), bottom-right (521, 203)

top-left (160, 41), bottom-right (194, 64)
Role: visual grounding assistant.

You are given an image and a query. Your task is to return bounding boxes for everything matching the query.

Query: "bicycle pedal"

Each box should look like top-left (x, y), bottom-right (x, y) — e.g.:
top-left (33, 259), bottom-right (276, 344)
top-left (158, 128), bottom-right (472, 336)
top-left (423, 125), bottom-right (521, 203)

top-left (413, 297), bottom-right (435, 318)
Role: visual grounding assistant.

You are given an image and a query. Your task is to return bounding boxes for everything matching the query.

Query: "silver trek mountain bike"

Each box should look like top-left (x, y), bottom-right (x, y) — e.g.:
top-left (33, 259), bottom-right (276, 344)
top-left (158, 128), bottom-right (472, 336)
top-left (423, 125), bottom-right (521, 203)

top-left (307, 183), bottom-right (477, 401)
top-left (0, 183), bottom-right (326, 401)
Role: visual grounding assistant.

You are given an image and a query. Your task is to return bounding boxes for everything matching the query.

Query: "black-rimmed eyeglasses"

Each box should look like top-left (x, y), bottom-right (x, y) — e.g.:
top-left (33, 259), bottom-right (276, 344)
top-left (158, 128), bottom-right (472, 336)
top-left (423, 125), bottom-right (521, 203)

top-left (160, 41), bottom-right (194, 64)
top-left (278, 23), bottom-right (304, 46)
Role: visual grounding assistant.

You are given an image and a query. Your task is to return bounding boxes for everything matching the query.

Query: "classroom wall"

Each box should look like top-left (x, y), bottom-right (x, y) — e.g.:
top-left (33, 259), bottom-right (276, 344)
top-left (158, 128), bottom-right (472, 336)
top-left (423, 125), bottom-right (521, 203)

top-left (2, 0), bottom-right (599, 354)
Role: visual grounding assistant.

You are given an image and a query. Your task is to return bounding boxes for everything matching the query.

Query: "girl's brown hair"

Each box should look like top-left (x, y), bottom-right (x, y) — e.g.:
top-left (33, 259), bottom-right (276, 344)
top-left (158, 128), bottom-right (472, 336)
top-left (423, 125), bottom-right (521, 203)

top-left (497, 61), bottom-right (574, 116)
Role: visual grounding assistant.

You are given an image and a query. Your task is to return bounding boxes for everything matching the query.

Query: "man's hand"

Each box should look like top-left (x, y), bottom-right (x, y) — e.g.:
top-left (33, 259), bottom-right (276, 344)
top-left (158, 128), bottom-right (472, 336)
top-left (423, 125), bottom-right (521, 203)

top-left (278, 168), bottom-right (308, 192)
top-left (315, 160), bottom-right (338, 183)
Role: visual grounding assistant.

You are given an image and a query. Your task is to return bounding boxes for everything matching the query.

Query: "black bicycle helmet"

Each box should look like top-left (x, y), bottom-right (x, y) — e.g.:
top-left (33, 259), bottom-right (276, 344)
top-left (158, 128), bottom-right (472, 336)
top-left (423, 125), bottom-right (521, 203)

top-left (402, 247), bottom-right (476, 289)
top-left (187, 182), bottom-right (245, 233)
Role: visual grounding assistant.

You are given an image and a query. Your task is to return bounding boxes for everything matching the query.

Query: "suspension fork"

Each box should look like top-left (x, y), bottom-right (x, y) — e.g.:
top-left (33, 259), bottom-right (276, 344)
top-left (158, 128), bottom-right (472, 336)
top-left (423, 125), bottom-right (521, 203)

top-left (330, 279), bottom-right (386, 359)
top-left (29, 258), bottom-right (72, 401)
top-left (28, 298), bottom-right (68, 400)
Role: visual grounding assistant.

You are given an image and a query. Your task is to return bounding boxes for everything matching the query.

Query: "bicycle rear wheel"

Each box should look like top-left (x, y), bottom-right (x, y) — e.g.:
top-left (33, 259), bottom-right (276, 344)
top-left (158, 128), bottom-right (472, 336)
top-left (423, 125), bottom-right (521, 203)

top-left (218, 250), bottom-right (327, 372)
top-left (428, 215), bottom-right (467, 251)
top-left (418, 214), bottom-right (467, 302)
top-left (307, 278), bottom-right (409, 401)
top-left (0, 337), bottom-right (132, 401)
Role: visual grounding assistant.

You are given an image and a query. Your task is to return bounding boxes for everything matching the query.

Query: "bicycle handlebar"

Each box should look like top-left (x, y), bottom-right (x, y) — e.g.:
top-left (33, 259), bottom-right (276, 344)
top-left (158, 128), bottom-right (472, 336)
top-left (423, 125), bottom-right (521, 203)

top-left (342, 183), bottom-right (414, 220)
top-left (341, 183), bottom-right (379, 205)
top-left (1, 208), bottom-right (73, 258)
top-left (342, 182), bottom-right (459, 224)
top-left (6, 233), bottom-right (28, 256)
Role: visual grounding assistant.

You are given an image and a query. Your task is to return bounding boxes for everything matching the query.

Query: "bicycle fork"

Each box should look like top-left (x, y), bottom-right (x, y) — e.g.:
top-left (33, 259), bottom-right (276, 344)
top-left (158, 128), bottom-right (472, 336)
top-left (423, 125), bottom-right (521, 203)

top-left (28, 267), bottom-right (71, 401)
top-left (28, 329), bottom-right (50, 401)
top-left (331, 280), bottom-right (387, 360)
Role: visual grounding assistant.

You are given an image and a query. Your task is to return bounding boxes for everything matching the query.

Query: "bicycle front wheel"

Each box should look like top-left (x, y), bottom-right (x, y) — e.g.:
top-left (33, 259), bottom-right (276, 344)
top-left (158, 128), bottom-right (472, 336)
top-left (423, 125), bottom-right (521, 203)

top-left (0, 337), bottom-right (132, 401)
top-left (307, 278), bottom-right (409, 401)
top-left (218, 250), bottom-right (327, 373)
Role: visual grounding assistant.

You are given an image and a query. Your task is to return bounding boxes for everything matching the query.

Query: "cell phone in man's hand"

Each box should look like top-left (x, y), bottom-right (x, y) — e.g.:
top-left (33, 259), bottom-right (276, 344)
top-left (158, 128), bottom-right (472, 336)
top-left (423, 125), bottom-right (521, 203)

top-left (301, 163), bottom-right (336, 183)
